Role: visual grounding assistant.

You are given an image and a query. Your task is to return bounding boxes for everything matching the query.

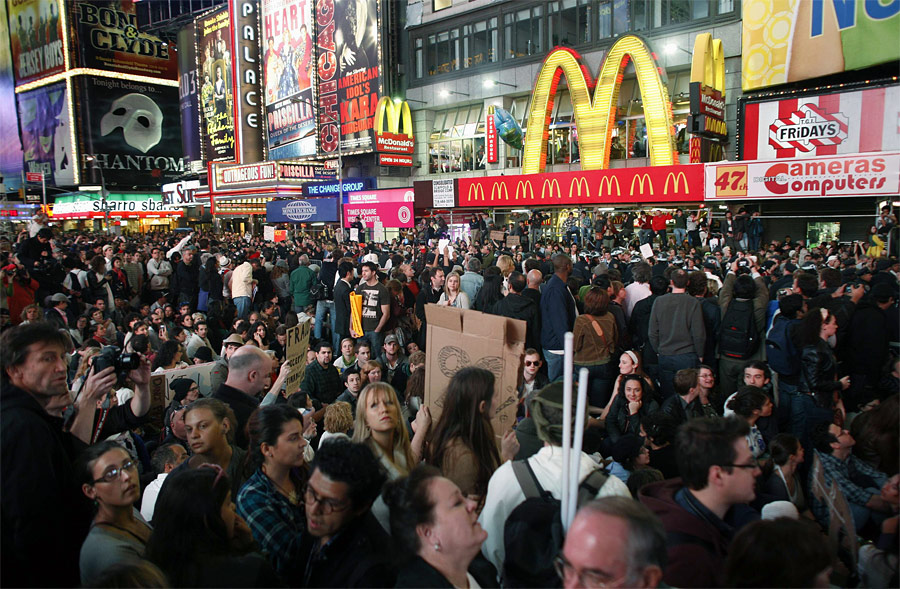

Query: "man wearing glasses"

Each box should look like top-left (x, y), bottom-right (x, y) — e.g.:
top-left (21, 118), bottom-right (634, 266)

top-left (557, 497), bottom-right (667, 588)
top-left (639, 416), bottom-right (761, 588)
top-left (301, 439), bottom-right (396, 587)
top-left (516, 348), bottom-right (549, 419)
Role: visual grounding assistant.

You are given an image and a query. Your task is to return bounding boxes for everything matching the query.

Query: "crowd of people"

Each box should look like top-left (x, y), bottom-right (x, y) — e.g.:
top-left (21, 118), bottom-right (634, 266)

top-left (1, 209), bottom-right (898, 588)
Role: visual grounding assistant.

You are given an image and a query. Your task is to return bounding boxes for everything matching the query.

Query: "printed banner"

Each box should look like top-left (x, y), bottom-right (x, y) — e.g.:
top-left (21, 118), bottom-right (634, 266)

top-left (7, 0), bottom-right (64, 85)
top-left (231, 0), bottom-right (265, 163)
top-left (457, 165), bottom-right (704, 207)
top-left (302, 177), bottom-right (376, 197)
top-left (77, 77), bottom-right (185, 187)
top-left (51, 193), bottom-right (181, 218)
top-left (741, 86), bottom-right (900, 161)
top-left (262, 0), bottom-right (316, 158)
top-left (197, 7), bottom-right (236, 162)
top-left (178, 22), bottom-right (203, 165)
top-left (742, 0), bottom-right (900, 91)
top-left (343, 201), bottom-right (414, 228)
top-left (74, 0), bottom-right (177, 79)
top-left (266, 198), bottom-right (339, 223)
top-left (17, 82), bottom-right (73, 186)
top-left (317, 0), bottom-right (381, 156)
top-left (0, 0), bottom-right (24, 190)
top-left (705, 153), bottom-right (900, 200)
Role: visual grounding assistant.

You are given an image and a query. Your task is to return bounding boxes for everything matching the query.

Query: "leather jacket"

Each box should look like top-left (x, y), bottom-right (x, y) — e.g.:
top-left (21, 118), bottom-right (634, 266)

top-left (798, 339), bottom-right (841, 405)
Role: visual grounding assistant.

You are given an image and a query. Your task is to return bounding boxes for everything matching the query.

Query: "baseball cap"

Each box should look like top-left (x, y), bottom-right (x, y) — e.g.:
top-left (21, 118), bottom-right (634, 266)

top-left (384, 334), bottom-right (399, 345)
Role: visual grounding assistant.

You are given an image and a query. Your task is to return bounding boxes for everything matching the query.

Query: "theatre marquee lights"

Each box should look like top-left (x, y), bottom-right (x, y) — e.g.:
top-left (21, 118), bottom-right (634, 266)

top-left (522, 35), bottom-right (677, 175)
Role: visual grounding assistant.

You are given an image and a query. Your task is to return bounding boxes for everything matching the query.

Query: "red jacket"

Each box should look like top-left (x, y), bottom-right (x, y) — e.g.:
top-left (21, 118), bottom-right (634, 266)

top-left (651, 213), bottom-right (672, 232)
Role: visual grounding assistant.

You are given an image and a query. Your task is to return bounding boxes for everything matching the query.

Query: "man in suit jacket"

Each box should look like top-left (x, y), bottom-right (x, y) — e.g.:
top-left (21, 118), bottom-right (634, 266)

top-left (332, 261), bottom-right (355, 351)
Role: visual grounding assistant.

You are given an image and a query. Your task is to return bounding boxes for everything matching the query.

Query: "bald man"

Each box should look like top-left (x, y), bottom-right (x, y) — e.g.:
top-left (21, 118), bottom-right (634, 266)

top-left (523, 269), bottom-right (543, 307)
top-left (211, 345), bottom-right (271, 449)
top-left (558, 498), bottom-right (666, 589)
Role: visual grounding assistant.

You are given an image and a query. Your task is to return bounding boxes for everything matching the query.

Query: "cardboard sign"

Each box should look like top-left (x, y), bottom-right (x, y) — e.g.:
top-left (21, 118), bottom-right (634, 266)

top-left (640, 243), bottom-right (654, 259)
top-left (350, 228), bottom-right (360, 242)
top-left (147, 362), bottom-right (217, 428)
top-left (506, 235), bottom-right (521, 247)
top-left (809, 453), bottom-right (858, 570)
top-left (264, 226), bottom-right (275, 241)
top-left (490, 230), bottom-right (505, 242)
top-left (285, 319), bottom-right (312, 396)
top-left (374, 221), bottom-right (385, 243)
top-left (424, 305), bottom-right (526, 436)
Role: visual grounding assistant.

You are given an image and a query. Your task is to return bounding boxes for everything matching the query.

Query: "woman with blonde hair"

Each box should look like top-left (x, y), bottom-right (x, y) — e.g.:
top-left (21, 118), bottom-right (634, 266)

top-left (321, 401), bottom-right (353, 444)
top-left (437, 271), bottom-right (470, 309)
top-left (352, 382), bottom-right (430, 479)
top-left (496, 255), bottom-right (515, 295)
top-left (71, 347), bottom-right (102, 395)
top-left (359, 359), bottom-right (383, 387)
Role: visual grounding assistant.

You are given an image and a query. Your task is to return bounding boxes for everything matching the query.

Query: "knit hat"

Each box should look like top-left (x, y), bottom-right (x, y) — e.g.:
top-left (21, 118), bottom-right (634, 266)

top-left (529, 381), bottom-right (588, 446)
top-left (761, 501), bottom-right (799, 520)
top-left (193, 346), bottom-right (213, 362)
top-left (169, 378), bottom-right (195, 403)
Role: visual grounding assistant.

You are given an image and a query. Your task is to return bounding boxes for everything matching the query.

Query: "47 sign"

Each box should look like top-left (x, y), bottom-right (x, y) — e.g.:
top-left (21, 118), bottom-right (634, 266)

top-left (712, 165), bottom-right (748, 198)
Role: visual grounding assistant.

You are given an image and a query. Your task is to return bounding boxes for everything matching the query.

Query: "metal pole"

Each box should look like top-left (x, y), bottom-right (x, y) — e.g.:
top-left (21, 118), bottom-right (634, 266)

top-left (337, 106), bottom-right (344, 243)
top-left (99, 167), bottom-right (109, 235)
top-left (41, 173), bottom-right (46, 208)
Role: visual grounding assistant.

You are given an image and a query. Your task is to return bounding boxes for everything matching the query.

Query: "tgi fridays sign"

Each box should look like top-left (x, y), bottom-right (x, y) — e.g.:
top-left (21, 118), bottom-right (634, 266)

top-left (210, 160), bottom-right (336, 191)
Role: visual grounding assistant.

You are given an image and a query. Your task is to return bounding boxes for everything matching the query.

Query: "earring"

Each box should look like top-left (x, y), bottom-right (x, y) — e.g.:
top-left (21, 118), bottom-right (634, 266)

top-left (433, 542), bottom-right (441, 552)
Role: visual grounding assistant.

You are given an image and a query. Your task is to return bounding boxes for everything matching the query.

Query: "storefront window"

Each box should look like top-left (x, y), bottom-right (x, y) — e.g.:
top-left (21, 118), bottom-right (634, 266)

top-left (474, 137), bottom-right (486, 169)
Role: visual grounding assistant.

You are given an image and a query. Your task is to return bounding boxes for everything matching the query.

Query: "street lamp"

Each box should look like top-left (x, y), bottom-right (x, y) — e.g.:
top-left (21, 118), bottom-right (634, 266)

top-left (291, 96), bottom-right (344, 242)
top-left (84, 155), bottom-right (110, 235)
top-left (483, 80), bottom-right (517, 90)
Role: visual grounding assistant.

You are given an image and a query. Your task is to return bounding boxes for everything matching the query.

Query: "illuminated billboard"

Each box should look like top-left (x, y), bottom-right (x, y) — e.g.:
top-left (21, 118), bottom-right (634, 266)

top-left (7, 0), bottom-right (65, 85)
top-left (262, 0), bottom-right (316, 159)
top-left (522, 35), bottom-right (676, 174)
top-left (230, 0), bottom-right (265, 163)
top-left (74, 0), bottom-right (177, 79)
top-left (1, 0), bottom-right (24, 189)
top-left (742, 0), bottom-right (900, 91)
top-left (197, 7), bottom-right (236, 162)
top-left (17, 81), bottom-right (74, 186)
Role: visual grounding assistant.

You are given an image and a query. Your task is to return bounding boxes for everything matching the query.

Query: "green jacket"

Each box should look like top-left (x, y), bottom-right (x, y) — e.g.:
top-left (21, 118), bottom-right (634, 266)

top-left (290, 265), bottom-right (317, 309)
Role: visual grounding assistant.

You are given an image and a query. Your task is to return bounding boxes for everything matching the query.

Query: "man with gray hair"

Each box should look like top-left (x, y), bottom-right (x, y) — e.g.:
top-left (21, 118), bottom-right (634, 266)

top-left (459, 256), bottom-right (484, 303)
top-left (211, 345), bottom-right (271, 449)
top-left (290, 254), bottom-right (317, 314)
top-left (557, 497), bottom-right (666, 588)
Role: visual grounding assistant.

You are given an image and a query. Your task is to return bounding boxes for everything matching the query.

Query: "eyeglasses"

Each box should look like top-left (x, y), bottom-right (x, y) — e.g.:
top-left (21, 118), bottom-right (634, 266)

top-left (303, 484), bottom-right (350, 515)
top-left (524, 360), bottom-right (542, 367)
top-left (554, 555), bottom-right (625, 588)
top-left (721, 457), bottom-right (760, 470)
top-left (92, 460), bottom-right (137, 484)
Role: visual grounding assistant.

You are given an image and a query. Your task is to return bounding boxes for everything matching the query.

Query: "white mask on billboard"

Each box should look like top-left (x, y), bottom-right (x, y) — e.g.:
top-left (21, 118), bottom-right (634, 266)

top-left (100, 93), bottom-right (163, 154)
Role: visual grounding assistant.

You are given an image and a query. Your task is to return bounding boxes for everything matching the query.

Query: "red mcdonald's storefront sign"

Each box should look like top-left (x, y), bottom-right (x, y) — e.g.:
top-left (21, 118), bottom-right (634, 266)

top-left (457, 165), bottom-right (704, 207)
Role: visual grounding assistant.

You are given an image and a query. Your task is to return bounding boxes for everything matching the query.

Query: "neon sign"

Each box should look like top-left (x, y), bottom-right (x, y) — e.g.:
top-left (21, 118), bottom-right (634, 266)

top-left (522, 35), bottom-right (676, 174)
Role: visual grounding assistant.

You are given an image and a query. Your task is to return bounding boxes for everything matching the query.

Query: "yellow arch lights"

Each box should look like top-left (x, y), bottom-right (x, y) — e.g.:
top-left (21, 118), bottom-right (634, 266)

top-left (374, 97), bottom-right (413, 138)
top-left (522, 35), bottom-right (677, 175)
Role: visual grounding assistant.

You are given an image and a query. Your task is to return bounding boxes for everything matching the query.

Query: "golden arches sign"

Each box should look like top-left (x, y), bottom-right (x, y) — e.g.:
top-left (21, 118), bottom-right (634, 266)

top-left (522, 35), bottom-right (677, 175)
top-left (373, 97), bottom-right (413, 137)
top-left (691, 33), bottom-right (725, 90)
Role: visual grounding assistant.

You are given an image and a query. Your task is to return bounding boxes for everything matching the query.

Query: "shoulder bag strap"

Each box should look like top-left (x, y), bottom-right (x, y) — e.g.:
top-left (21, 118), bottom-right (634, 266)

top-left (512, 459), bottom-right (544, 499)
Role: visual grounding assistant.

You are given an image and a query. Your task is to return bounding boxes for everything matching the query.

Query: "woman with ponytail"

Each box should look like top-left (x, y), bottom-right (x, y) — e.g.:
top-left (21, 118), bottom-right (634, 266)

top-left (236, 405), bottom-right (311, 583)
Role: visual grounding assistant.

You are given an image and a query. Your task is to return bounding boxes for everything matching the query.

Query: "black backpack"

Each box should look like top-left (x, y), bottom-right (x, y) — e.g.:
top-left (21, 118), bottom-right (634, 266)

top-left (765, 315), bottom-right (801, 377)
top-left (719, 299), bottom-right (759, 360)
top-left (502, 460), bottom-right (609, 588)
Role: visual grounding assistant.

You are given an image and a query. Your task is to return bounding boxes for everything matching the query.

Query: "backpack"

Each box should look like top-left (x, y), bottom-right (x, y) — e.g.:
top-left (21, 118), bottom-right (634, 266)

top-left (719, 299), bottom-right (759, 360)
top-left (765, 315), bottom-right (801, 376)
top-left (502, 460), bottom-right (609, 588)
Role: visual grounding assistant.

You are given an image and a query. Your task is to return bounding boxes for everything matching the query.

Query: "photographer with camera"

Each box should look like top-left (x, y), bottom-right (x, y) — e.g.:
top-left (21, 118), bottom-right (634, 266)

top-left (0, 322), bottom-right (148, 586)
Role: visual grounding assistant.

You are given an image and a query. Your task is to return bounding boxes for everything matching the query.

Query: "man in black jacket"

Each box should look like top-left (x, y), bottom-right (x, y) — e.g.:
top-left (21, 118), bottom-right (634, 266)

top-left (173, 247), bottom-right (201, 309)
top-left (211, 346), bottom-right (270, 449)
top-left (301, 440), bottom-right (396, 587)
top-left (1, 323), bottom-right (95, 586)
top-left (332, 261), bottom-right (355, 351)
top-left (493, 271), bottom-right (540, 351)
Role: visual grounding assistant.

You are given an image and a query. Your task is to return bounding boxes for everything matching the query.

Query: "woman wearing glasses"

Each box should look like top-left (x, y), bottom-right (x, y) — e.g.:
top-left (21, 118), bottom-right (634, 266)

top-left (384, 465), bottom-right (495, 588)
top-left (146, 466), bottom-right (280, 587)
top-left (237, 405), bottom-right (311, 583)
top-left (78, 441), bottom-right (154, 586)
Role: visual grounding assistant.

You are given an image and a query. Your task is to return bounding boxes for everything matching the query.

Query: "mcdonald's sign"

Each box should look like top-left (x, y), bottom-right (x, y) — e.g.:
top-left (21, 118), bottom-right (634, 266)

top-left (596, 176), bottom-right (620, 198)
top-left (457, 165), bottom-right (703, 207)
top-left (664, 171), bottom-right (690, 195)
top-left (543, 178), bottom-right (562, 200)
top-left (374, 97), bottom-right (415, 155)
top-left (523, 35), bottom-right (677, 174)
top-left (689, 33), bottom-right (728, 162)
top-left (630, 173), bottom-right (653, 196)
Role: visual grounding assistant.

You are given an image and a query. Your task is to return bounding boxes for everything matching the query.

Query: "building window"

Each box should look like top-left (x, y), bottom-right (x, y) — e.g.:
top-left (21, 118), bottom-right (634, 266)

top-left (548, 0), bottom-right (592, 48)
top-left (415, 37), bottom-right (424, 79)
top-left (505, 5), bottom-right (543, 60)
top-left (463, 17), bottom-right (498, 68)
top-left (434, 0), bottom-right (452, 11)
top-left (428, 105), bottom-right (487, 173)
top-left (426, 29), bottom-right (461, 76)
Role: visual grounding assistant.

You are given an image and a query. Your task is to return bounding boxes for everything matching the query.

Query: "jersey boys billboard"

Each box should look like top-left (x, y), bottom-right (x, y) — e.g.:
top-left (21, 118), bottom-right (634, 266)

top-left (17, 81), bottom-right (74, 186)
top-left (197, 7), bottom-right (236, 162)
top-left (7, 0), bottom-right (64, 84)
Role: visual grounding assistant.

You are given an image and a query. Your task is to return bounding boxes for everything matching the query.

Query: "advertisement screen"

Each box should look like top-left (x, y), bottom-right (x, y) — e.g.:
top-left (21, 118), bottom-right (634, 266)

top-left (197, 7), bottom-right (236, 162)
top-left (178, 22), bottom-right (202, 165)
top-left (17, 82), bottom-right (73, 186)
top-left (77, 77), bottom-right (185, 187)
top-left (7, 0), bottom-right (64, 85)
top-left (742, 0), bottom-right (900, 91)
top-left (74, 0), bottom-right (177, 79)
top-left (267, 198), bottom-right (339, 223)
top-left (317, 0), bottom-right (381, 156)
top-left (343, 202), bottom-right (414, 228)
top-left (741, 86), bottom-right (900, 161)
top-left (1, 0), bottom-right (24, 190)
top-left (262, 0), bottom-right (316, 158)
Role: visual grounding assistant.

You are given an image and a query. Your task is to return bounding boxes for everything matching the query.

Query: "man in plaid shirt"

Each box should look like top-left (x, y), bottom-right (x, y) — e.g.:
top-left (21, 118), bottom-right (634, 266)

top-left (301, 341), bottom-right (343, 404)
top-left (809, 421), bottom-right (891, 533)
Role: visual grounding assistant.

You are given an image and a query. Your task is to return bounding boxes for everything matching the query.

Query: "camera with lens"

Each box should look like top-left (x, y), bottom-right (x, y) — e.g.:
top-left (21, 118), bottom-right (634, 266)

top-left (736, 258), bottom-right (752, 275)
top-left (93, 346), bottom-right (141, 389)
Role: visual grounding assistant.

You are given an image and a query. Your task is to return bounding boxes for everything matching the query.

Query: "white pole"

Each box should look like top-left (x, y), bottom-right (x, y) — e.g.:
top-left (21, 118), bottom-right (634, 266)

top-left (568, 367), bottom-right (589, 528)
top-left (561, 331), bottom-right (574, 532)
